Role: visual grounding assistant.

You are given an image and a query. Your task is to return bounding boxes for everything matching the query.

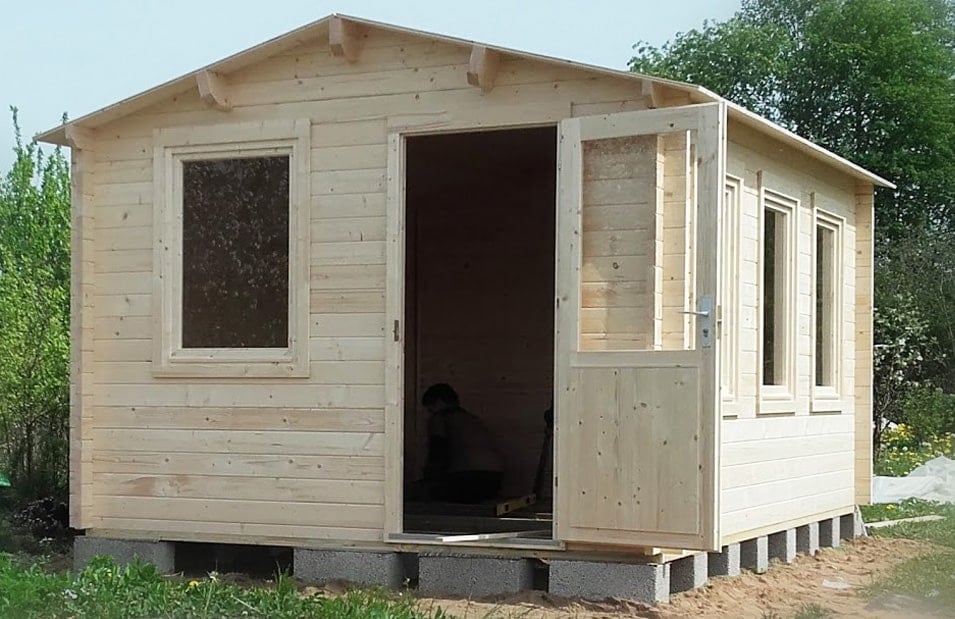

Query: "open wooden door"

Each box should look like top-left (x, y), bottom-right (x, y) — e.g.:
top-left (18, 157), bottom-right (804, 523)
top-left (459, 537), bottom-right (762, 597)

top-left (554, 103), bottom-right (725, 551)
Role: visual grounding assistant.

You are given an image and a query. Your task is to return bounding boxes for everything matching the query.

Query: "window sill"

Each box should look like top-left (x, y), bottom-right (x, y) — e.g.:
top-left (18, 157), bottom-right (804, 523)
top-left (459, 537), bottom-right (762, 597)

top-left (721, 398), bottom-right (741, 419)
top-left (811, 387), bottom-right (843, 414)
top-left (153, 351), bottom-right (309, 378)
top-left (758, 391), bottom-right (796, 416)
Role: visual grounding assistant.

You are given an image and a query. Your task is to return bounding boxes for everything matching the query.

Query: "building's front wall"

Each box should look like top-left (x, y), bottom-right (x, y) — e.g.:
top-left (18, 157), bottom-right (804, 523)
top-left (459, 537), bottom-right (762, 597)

top-left (72, 23), bottom-right (874, 550)
top-left (720, 120), bottom-right (870, 542)
top-left (79, 26), bottom-right (701, 545)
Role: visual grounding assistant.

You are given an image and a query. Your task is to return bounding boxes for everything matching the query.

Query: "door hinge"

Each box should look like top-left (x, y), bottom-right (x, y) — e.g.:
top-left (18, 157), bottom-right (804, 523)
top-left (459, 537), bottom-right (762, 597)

top-left (393, 320), bottom-right (400, 342)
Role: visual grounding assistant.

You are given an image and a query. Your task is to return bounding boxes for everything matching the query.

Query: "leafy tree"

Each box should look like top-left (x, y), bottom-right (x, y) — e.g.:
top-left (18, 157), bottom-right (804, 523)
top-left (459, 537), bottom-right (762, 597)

top-left (630, 0), bottom-right (955, 240)
top-left (872, 293), bottom-right (937, 450)
top-left (0, 109), bottom-right (70, 502)
top-left (877, 225), bottom-right (955, 391)
top-left (631, 0), bottom-right (955, 446)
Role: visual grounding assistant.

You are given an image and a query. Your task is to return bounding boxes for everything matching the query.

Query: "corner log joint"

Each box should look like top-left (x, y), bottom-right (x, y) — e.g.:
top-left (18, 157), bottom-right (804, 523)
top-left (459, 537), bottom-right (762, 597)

top-left (642, 80), bottom-right (664, 109)
top-left (467, 46), bottom-right (501, 93)
top-left (329, 17), bottom-right (366, 63)
top-left (196, 70), bottom-right (232, 112)
top-left (64, 125), bottom-right (95, 151)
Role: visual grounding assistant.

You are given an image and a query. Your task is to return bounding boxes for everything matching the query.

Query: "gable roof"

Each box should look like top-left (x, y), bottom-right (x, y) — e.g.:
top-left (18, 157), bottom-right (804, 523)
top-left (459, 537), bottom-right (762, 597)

top-left (35, 13), bottom-right (894, 189)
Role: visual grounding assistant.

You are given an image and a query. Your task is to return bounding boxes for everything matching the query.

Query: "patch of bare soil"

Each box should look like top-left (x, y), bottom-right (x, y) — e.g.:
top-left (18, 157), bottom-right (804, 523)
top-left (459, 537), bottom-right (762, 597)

top-left (418, 537), bottom-right (941, 618)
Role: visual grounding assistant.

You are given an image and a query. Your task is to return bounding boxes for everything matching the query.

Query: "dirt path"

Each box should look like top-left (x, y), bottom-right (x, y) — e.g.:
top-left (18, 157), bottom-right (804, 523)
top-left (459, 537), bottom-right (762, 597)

top-left (420, 537), bottom-right (942, 618)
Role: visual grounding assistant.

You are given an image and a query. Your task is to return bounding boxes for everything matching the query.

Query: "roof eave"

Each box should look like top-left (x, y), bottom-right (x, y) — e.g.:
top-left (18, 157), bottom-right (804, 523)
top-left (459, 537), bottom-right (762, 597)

top-left (725, 102), bottom-right (895, 189)
top-left (32, 13), bottom-right (894, 191)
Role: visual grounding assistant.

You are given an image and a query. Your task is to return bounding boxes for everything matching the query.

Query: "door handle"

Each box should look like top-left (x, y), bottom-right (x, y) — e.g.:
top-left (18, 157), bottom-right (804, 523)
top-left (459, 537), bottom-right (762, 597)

top-left (678, 296), bottom-right (714, 348)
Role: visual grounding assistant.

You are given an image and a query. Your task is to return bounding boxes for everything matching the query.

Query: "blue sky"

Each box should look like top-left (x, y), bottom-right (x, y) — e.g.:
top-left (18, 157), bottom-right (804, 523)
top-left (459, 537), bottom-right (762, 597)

top-left (0, 0), bottom-right (740, 165)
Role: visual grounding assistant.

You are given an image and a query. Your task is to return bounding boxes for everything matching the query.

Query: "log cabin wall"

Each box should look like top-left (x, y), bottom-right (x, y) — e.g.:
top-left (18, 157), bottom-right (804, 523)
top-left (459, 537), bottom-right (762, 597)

top-left (82, 26), bottom-right (696, 544)
top-left (720, 118), bottom-right (865, 542)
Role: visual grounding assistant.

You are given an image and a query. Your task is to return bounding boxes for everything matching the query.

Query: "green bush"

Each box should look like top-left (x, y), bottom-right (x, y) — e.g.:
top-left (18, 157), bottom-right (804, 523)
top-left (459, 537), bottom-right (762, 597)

top-left (902, 386), bottom-right (955, 443)
top-left (0, 110), bottom-right (70, 506)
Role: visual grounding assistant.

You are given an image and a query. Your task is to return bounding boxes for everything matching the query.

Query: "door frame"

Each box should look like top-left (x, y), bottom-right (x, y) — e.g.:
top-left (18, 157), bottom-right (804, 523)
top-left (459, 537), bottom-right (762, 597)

top-left (383, 121), bottom-right (561, 542)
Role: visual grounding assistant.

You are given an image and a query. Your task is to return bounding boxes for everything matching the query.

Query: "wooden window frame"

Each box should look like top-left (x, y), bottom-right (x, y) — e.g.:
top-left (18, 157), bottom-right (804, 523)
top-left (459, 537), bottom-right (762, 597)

top-left (757, 185), bottom-right (798, 414)
top-left (721, 175), bottom-right (742, 418)
top-left (152, 120), bottom-right (311, 378)
top-left (812, 207), bottom-right (844, 412)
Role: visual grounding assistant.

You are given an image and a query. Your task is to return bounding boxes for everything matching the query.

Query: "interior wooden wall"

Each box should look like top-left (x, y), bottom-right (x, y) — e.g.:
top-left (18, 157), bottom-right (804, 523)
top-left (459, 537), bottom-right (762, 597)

top-left (579, 132), bottom-right (694, 353)
top-left (720, 119), bottom-right (861, 541)
top-left (405, 128), bottom-right (556, 496)
top-left (579, 135), bottom-right (659, 351)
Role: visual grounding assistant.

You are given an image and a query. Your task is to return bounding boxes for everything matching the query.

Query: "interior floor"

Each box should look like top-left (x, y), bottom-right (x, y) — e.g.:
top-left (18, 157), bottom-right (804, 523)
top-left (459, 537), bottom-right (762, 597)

top-left (402, 126), bottom-right (557, 538)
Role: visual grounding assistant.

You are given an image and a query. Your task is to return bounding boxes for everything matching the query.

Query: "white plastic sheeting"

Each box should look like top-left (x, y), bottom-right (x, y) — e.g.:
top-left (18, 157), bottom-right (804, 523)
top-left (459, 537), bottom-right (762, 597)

top-left (872, 456), bottom-right (955, 504)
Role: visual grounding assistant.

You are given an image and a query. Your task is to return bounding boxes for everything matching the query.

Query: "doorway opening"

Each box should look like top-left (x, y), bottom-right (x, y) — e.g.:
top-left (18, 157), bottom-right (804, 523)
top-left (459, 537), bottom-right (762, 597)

top-left (402, 126), bottom-right (557, 541)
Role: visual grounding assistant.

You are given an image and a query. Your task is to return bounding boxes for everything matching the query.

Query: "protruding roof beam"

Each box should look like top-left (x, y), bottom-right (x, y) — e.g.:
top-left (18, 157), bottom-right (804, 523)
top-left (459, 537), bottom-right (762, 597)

top-left (196, 70), bottom-right (232, 112)
top-left (64, 125), bottom-right (94, 150)
top-left (329, 17), bottom-right (365, 62)
top-left (467, 45), bottom-right (500, 93)
top-left (642, 80), bottom-right (664, 109)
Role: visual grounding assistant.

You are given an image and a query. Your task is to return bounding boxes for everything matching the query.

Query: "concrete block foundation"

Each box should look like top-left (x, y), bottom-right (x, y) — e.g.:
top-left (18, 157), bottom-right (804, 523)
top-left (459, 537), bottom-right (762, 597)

top-left (669, 553), bottom-right (708, 594)
top-left (294, 549), bottom-right (405, 588)
top-left (768, 528), bottom-right (796, 564)
top-left (739, 536), bottom-right (768, 573)
top-left (418, 555), bottom-right (533, 598)
top-left (74, 536), bottom-right (175, 573)
top-left (708, 544), bottom-right (741, 578)
top-left (796, 522), bottom-right (820, 556)
top-left (841, 509), bottom-right (866, 540)
top-left (819, 517), bottom-right (842, 548)
top-left (549, 560), bottom-right (670, 604)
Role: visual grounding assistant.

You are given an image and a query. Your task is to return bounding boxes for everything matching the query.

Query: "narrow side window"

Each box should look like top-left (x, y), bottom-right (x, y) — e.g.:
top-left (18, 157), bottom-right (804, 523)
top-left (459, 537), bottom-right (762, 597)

top-left (813, 210), bottom-right (843, 407)
top-left (759, 186), bottom-right (797, 412)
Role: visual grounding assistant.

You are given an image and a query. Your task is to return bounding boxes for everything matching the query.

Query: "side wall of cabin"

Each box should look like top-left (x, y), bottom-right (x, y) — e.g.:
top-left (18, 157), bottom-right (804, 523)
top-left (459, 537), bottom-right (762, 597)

top-left (76, 27), bottom-right (698, 545)
top-left (719, 119), bottom-right (872, 542)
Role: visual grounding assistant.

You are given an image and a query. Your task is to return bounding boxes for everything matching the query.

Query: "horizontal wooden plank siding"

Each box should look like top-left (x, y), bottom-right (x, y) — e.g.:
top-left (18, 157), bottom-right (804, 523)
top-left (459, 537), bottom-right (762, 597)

top-left (85, 24), bottom-right (657, 543)
top-left (721, 120), bottom-right (860, 541)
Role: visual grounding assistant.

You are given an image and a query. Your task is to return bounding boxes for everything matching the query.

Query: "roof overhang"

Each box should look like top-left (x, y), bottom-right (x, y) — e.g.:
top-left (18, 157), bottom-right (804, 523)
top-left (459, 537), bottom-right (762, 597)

top-left (35, 13), bottom-right (895, 190)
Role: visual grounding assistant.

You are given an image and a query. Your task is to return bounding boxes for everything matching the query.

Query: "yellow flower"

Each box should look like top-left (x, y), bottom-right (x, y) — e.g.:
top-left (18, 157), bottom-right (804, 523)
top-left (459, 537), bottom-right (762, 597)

top-left (188, 580), bottom-right (200, 589)
top-left (886, 504), bottom-right (896, 510)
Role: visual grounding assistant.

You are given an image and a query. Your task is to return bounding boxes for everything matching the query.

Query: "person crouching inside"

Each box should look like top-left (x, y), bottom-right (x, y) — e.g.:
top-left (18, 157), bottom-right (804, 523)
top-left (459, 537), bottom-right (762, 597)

top-left (421, 383), bottom-right (503, 503)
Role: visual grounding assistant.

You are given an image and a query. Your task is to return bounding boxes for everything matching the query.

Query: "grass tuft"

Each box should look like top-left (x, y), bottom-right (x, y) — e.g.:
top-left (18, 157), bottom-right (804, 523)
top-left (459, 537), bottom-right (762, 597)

top-left (0, 553), bottom-right (446, 619)
top-left (792, 603), bottom-right (831, 618)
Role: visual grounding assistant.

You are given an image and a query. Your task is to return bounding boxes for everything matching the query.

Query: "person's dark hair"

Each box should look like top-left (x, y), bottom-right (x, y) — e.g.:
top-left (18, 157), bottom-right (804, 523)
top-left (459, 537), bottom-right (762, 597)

top-left (422, 383), bottom-right (459, 408)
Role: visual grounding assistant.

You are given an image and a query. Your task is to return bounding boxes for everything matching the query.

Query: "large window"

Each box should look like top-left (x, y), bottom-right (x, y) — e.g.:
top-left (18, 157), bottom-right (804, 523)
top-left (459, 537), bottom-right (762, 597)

top-left (760, 188), bottom-right (796, 411)
top-left (153, 120), bottom-right (310, 377)
top-left (814, 210), bottom-right (843, 406)
top-left (182, 156), bottom-right (290, 349)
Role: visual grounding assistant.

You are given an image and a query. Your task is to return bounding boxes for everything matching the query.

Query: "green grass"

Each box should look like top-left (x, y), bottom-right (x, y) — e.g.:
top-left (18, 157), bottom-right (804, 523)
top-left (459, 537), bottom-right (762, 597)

top-left (860, 498), bottom-right (945, 523)
top-left (869, 502), bottom-right (955, 548)
top-left (0, 554), bottom-right (447, 619)
top-left (866, 501), bottom-right (955, 614)
top-left (868, 551), bottom-right (955, 610)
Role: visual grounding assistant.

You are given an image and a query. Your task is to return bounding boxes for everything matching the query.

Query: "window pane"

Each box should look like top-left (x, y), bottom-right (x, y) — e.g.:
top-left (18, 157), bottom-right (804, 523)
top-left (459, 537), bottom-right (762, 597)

top-left (181, 156), bottom-right (290, 348)
top-left (762, 209), bottom-right (787, 386)
top-left (816, 226), bottom-right (835, 386)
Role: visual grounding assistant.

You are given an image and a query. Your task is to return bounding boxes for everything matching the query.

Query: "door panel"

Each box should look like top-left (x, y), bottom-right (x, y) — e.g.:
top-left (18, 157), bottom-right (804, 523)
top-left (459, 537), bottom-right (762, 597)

top-left (555, 103), bottom-right (725, 551)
